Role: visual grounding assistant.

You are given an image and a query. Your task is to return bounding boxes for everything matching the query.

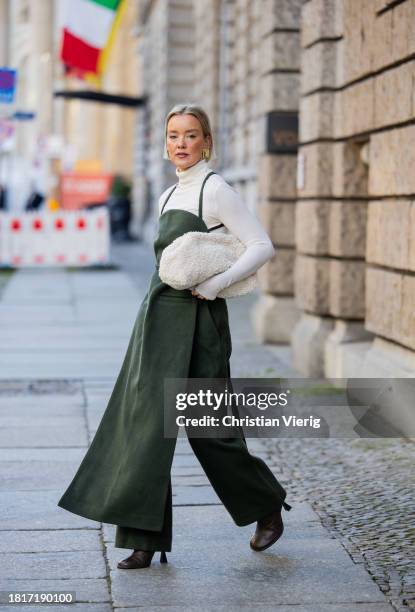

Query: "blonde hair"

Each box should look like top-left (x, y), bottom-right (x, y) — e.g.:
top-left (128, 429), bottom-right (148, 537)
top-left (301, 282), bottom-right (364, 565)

top-left (163, 103), bottom-right (215, 161)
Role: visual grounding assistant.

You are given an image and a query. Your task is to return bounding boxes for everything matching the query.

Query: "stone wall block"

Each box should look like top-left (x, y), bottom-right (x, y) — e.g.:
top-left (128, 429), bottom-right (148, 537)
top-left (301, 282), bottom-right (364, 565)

top-left (261, 72), bottom-right (300, 114)
top-left (333, 0), bottom-right (344, 42)
top-left (292, 313), bottom-right (334, 377)
top-left (301, 0), bottom-right (341, 48)
top-left (369, 130), bottom-right (399, 195)
top-left (343, 0), bottom-right (361, 82)
top-left (365, 268), bottom-right (397, 341)
top-left (329, 259), bottom-right (365, 319)
top-left (341, 79), bottom-right (375, 138)
top-left (251, 295), bottom-right (300, 344)
top-left (332, 141), bottom-right (369, 197)
top-left (366, 267), bottom-right (415, 351)
top-left (258, 155), bottom-right (297, 199)
top-left (366, 200), bottom-right (412, 270)
top-left (335, 37), bottom-right (345, 88)
top-left (261, 31), bottom-right (301, 73)
top-left (294, 254), bottom-right (330, 313)
top-left (358, 3), bottom-right (375, 76)
top-left (260, 0), bottom-right (302, 37)
top-left (370, 11), bottom-right (393, 73)
top-left (257, 201), bottom-right (296, 246)
top-left (257, 248), bottom-right (295, 295)
top-left (296, 200), bottom-right (330, 255)
top-left (300, 42), bottom-right (336, 94)
top-left (332, 89), bottom-right (344, 139)
top-left (299, 143), bottom-right (334, 198)
top-left (369, 126), bottom-right (415, 196)
top-left (329, 201), bottom-right (367, 258)
top-left (299, 92), bottom-right (334, 141)
top-left (391, 0), bottom-right (415, 63)
top-left (373, 62), bottom-right (414, 129)
top-left (343, 2), bottom-right (377, 81)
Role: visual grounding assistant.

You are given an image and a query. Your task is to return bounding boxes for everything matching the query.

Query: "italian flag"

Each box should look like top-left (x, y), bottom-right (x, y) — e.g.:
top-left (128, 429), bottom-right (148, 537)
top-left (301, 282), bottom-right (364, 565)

top-left (60, 0), bottom-right (123, 78)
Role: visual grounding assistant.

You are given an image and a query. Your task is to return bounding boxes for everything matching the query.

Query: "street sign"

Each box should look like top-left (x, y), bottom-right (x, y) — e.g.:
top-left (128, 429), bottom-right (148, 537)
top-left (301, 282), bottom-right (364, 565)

top-left (12, 111), bottom-right (35, 120)
top-left (0, 69), bottom-right (17, 104)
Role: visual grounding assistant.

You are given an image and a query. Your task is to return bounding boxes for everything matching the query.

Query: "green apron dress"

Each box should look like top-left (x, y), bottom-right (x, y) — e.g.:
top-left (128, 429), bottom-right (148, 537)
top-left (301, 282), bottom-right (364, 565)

top-left (57, 171), bottom-right (291, 551)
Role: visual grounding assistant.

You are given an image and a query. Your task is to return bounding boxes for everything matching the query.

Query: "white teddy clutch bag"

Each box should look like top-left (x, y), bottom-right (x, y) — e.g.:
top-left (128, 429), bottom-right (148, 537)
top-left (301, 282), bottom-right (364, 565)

top-left (158, 231), bottom-right (257, 298)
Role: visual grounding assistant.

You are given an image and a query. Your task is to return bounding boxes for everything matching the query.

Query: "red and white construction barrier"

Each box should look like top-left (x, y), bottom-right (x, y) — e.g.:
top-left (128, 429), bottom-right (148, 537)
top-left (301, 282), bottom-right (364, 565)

top-left (0, 208), bottom-right (110, 267)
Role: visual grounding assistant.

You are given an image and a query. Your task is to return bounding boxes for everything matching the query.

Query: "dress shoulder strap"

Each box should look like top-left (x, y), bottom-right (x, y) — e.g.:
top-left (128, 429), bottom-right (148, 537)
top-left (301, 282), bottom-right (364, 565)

top-left (198, 171), bottom-right (217, 218)
top-left (160, 183), bottom-right (178, 215)
top-left (207, 222), bottom-right (225, 233)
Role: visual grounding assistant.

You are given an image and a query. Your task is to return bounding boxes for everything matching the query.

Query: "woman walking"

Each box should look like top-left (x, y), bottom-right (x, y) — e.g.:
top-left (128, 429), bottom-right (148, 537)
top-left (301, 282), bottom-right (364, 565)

top-left (57, 103), bottom-right (291, 569)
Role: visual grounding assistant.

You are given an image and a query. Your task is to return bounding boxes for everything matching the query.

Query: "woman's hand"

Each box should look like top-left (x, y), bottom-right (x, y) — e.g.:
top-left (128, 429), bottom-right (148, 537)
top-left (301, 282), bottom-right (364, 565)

top-left (191, 274), bottom-right (226, 301)
top-left (191, 289), bottom-right (207, 299)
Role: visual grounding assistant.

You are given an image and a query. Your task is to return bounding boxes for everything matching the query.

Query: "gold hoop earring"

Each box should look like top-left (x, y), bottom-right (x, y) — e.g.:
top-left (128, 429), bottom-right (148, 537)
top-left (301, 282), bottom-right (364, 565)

top-left (202, 148), bottom-right (210, 160)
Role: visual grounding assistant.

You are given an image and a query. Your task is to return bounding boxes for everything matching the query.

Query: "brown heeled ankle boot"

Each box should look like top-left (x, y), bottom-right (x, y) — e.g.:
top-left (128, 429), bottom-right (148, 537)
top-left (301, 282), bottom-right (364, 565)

top-left (117, 549), bottom-right (168, 569)
top-left (250, 500), bottom-right (292, 552)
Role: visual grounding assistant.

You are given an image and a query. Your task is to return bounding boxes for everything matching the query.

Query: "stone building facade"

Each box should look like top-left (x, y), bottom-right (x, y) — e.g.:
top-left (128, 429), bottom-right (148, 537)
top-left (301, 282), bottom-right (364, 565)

top-left (0, 0), bottom-right (56, 209)
top-left (58, 0), bottom-right (140, 177)
top-left (0, 0), bottom-right (139, 209)
top-left (294, 0), bottom-right (415, 377)
top-left (135, 0), bottom-right (415, 378)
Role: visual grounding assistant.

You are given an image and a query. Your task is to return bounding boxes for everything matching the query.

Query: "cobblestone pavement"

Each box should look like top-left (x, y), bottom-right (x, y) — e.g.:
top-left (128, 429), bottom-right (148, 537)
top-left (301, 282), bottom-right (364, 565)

top-left (112, 241), bottom-right (415, 612)
top-left (263, 436), bottom-right (415, 612)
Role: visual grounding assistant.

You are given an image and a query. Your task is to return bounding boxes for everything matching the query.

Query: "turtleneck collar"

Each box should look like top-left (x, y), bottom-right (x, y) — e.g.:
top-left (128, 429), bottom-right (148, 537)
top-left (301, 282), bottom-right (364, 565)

top-left (175, 158), bottom-right (209, 187)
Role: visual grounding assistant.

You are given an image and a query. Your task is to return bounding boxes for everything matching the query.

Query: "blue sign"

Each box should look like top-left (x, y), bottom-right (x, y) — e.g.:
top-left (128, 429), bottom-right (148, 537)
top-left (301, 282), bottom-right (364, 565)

top-left (12, 111), bottom-right (35, 121)
top-left (0, 68), bottom-right (17, 104)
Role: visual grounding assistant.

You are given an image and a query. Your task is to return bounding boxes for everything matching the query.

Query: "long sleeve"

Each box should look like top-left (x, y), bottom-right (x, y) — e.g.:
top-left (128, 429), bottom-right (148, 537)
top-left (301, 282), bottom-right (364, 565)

top-left (193, 182), bottom-right (276, 300)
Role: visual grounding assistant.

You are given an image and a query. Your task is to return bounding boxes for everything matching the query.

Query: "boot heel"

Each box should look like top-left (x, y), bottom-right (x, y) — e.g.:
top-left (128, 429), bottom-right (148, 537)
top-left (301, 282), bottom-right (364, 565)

top-left (160, 551), bottom-right (168, 563)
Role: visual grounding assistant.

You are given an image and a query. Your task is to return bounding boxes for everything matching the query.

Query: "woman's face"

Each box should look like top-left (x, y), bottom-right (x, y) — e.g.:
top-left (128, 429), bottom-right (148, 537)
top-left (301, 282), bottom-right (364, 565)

top-left (166, 114), bottom-right (211, 171)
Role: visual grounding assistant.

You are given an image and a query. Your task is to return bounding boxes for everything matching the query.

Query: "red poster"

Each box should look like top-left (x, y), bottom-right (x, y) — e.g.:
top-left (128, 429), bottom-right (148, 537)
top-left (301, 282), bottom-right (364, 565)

top-left (60, 172), bottom-right (112, 210)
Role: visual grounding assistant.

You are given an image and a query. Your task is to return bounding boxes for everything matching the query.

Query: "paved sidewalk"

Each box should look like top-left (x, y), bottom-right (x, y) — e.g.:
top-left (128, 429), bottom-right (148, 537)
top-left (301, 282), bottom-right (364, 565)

top-left (0, 247), bottom-right (395, 611)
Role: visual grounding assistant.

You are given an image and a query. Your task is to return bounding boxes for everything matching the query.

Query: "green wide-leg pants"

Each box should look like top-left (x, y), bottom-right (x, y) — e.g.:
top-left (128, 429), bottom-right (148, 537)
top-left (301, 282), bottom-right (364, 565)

top-left (114, 298), bottom-right (288, 552)
top-left (114, 434), bottom-right (287, 552)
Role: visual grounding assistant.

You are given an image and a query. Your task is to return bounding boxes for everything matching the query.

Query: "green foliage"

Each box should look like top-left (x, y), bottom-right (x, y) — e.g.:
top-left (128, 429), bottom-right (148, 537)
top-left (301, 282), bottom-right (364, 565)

top-left (110, 175), bottom-right (132, 199)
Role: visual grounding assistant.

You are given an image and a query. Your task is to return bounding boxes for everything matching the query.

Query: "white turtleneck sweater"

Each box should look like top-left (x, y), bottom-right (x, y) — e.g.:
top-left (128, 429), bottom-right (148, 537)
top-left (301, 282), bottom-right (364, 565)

top-left (158, 158), bottom-right (275, 300)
